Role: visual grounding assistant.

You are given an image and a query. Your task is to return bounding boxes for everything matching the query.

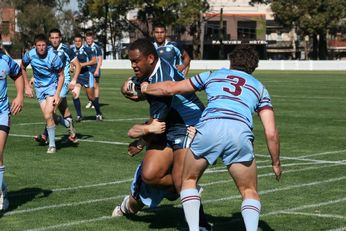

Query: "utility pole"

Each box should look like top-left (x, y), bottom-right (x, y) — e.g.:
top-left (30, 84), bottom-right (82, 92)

top-left (200, 13), bottom-right (205, 59)
top-left (219, 8), bottom-right (224, 59)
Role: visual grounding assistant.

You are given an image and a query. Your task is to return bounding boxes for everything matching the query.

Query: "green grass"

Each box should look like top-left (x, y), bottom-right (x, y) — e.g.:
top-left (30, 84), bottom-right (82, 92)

top-left (1, 69), bottom-right (345, 231)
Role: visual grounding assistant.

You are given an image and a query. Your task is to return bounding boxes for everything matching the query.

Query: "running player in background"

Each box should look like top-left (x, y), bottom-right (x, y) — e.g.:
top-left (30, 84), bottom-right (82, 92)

top-left (71, 34), bottom-right (103, 122)
top-left (34, 28), bottom-right (81, 144)
top-left (0, 40), bottom-right (24, 211)
top-left (21, 34), bottom-right (64, 154)
top-left (152, 22), bottom-right (190, 76)
top-left (84, 31), bottom-right (103, 109)
top-left (141, 44), bottom-right (282, 231)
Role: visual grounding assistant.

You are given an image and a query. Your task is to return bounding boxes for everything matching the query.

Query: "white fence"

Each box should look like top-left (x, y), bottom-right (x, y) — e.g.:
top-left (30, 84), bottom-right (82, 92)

top-left (102, 60), bottom-right (346, 71)
top-left (17, 59), bottom-right (346, 71)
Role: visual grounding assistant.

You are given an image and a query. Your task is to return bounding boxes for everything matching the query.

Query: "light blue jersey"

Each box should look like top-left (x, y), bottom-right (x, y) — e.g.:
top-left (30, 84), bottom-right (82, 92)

top-left (22, 47), bottom-right (63, 88)
top-left (0, 52), bottom-right (21, 113)
top-left (190, 68), bottom-right (272, 129)
top-left (153, 41), bottom-right (183, 67)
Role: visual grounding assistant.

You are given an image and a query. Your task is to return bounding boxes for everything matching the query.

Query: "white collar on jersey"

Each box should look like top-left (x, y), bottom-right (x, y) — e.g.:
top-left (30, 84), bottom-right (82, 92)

top-left (153, 40), bottom-right (168, 48)
top-left (57, 43), bottom-right (63, 51)
top-left (148, 58), bottom-right (161, 81)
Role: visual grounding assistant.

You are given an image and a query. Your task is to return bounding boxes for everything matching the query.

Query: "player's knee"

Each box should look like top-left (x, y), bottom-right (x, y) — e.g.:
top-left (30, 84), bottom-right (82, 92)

top-left (141, 169), bottom-right (161, 185)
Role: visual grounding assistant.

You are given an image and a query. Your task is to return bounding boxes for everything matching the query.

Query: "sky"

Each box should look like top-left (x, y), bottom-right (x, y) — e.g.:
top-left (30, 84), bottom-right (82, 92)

top-left (64, 0), bottom-right (79, 11)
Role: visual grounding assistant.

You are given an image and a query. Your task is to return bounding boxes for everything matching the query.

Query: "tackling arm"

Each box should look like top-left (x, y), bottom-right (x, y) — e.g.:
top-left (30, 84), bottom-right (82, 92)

top-left (141, 79), bottom-right (195, 96)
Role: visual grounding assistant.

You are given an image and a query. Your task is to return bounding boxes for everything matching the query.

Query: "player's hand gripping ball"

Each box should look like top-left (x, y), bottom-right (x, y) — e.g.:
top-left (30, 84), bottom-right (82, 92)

top-left (126, 76), bottom-right (146, 101)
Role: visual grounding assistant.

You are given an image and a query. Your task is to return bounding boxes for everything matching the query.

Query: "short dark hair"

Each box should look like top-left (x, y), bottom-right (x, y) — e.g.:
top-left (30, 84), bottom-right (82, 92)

top-left (85, 31), bottom-right (94, 37)
top-left (153, 22), bottom-right (166, 31)
top-left (49, 28), bottom-right (62, 37)
top-left (74, 33), bottom-right (83, 39)
top-left (129, 38), bottom-right (158, 59)
top-left (34, 34), bottom-right (48, 44)
top-left (229, 44), bottom-right (259, 74)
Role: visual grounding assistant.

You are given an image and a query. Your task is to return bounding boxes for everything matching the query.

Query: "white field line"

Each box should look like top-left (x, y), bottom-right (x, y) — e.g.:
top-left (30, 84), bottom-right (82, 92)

top-left (279, 211), bottom-right (346, 219)
top-left (15, 118), bottom-right (147, 126)
top-left (327, 227), bottom-right (346, 231)
top-left (9, 134), bottom-right (129, 146)
top-left (203, 176), bottom-right (346, 204)
top-left (256, 149), bottom-right (346, 160)
top-left (22, 177), bottom-right (346, 231)
top-left (262, 197), bottom-right (346, 217)
top-left (5, 195), bottom-right (126, 216)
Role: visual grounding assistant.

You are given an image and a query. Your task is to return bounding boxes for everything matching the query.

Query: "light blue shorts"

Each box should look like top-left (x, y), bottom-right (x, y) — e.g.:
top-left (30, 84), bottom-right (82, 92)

top-left (0, 110), bottom-right (10, 133)
top-left (77, 72), bottom-right (94, 88)
top-left (35, 83), bottom-right (57, 103)
top-left (130, 162), bottom-right (179, 208)
top-left (190, 119), bottom-right (254, 166)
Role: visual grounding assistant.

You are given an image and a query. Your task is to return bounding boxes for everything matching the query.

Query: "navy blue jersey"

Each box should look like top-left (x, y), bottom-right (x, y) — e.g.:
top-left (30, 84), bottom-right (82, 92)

top-left (136, 58), bottom-right (204, 127)
top-left (86, 42), bottom-right (102, 73)
top-left (50, 43), bottom-right (76, 82)
top-left (71, 45), bottom-right (95, 74)
top-left (153, 41), bottom-right (183, 67)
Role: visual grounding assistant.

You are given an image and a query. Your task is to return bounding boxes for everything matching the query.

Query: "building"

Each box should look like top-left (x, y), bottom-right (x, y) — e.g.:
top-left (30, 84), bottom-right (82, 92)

top-left (0, 6), bottom-right (16, 49)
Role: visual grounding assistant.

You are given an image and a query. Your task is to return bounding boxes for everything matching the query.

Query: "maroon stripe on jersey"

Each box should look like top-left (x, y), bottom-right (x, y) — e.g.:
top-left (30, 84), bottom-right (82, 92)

top-left (241, 205), bottom-right (260, 213)
top-left (181, 195), bottom-right (200, 203)
top-left (189, 78), bottom-right (199, 91)
top-left (257, 105), bottom-right (273, 112)
top-left (244, 84), bottom-right (260, 99)
top-left (194, 74), bottom-right (204, 89)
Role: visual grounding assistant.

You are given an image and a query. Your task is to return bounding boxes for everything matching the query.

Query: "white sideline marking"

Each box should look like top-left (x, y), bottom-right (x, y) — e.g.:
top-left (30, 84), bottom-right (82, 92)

top-left (15, 118), bottom-right (147, 126)
top-left (280, 211), bottom-right (346, 219)
top-left (256, 149), bottom-right (346, 160)
top-left (203, 176), bottom-right (346, 204)
top-left (24, 216), bottom-right (113, 231)
top-left (5, 195), bottom-right (126, 216)
top-left (262, 197), bottom-right (346, 217)
top-left (327, 227), bottom-right (346, 231)
top-left (23, 177), bottom-right (346, 231)
top-left (9, 134), bottom-right (129, 146)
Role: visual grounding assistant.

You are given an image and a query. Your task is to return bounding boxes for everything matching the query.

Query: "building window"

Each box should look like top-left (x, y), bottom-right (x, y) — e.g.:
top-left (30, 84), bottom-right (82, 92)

top-left (204, 21), bottom-right (228, 42)
top-left (237, 21), bottom-right (256, 40)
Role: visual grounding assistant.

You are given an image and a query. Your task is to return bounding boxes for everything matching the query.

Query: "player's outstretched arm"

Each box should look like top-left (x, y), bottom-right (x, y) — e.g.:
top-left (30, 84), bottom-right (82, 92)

top-left (141, 79), bottom-right (195, 96)
top-left (258, 109), bottom-right (282, 181)
top-left (127, 119), bottom-right (166, 138)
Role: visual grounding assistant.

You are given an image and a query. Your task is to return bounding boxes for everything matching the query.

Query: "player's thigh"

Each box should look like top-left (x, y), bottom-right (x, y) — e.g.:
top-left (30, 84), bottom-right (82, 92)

top-left (142, 147), bottom-right (173, 180)
top-left (41, 97), bottom-right (55, 117)
top-left (172, 148), bottom-right (187, 191)
top-left (182, 149), bottom-right (208, 189)
top-left (228, 160), bottom-right (258, 198)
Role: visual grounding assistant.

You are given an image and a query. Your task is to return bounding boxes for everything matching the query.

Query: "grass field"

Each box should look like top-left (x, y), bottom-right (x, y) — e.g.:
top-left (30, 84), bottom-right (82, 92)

top-left (1, 69), bottom-right (345, 231)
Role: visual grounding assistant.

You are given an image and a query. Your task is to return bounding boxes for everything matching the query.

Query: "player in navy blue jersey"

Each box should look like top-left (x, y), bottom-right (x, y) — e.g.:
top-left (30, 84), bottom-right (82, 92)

top-left (71, 34), bottom-right (102, 121)
top-left (21, 34), bottom-right (65, 154)
top-left (84, 31), bottom-right (103, 109)
top-left (113, 39), bottom-right (211, 230)
top-left (153, 23), bottom-right (190, 76)
top-left (0, 42), bottom-right (24, 211)
top-left (34, 29), bottom-right (81, 144)
top-left (141, 44), bottom-right (282, 231)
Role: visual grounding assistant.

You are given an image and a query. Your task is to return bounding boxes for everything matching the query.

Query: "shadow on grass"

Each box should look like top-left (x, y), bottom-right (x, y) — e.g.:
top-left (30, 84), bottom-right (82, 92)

top-left (125, 206), bottom-right (275, 231)
top-left (0, 187), bottom-right (52, 217)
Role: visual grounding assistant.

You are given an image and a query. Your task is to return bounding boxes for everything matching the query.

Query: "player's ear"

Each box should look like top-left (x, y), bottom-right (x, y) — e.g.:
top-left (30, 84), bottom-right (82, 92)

top-left (147, 54), bottom-right (155, 65)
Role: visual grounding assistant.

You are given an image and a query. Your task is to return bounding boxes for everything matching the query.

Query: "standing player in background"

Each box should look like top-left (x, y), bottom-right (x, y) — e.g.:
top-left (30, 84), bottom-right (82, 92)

top-left (141, 44), bottom-right (282, 231)
top-left (34, 28), bottom-right (81, 144)
top-left (71, 34), bottom-right (103, 122)
top-left (21, 34), bottom-right (64, 154)
top-left (153, 22), bottom-right (190, 76)
top-left (84, 31), bottom-right (103, 109)
top-left (0, 40), bottom-right (24, 211)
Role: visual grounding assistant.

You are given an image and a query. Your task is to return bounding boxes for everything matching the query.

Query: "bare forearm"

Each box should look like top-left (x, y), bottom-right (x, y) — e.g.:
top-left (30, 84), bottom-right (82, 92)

top-left (266, 130), bottom-right (280, 165)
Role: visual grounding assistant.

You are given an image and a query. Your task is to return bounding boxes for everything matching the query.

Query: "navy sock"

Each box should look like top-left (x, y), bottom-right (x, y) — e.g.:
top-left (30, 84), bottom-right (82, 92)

top-left (92, 99), bottom-right (102, 115)
top-left (73, 98), bottom-right (82, 117)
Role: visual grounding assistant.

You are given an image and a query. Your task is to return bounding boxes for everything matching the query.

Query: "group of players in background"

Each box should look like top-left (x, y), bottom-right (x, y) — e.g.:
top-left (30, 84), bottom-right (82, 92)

top-left (0, 22), bottom-right (282, 231)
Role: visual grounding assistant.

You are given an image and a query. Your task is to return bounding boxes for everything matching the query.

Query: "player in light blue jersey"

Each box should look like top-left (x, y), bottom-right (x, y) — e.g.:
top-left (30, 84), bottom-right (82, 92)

top-left (85, 31), bottom-right (103, 109)
top-left (0, 43), bottom-right (24, 212)
top-left (141, 44), bottom-right (282, 231)
top-left (21, 34), bottom-right (65, 154)
top-left (71, 34), bottom-right (102, 121)
top-left (34, 29), bottom-right (81, 144)
top-left (113, 39), bottom-right (211, 230)
top-left (153, 23), bottom-right (190, 76)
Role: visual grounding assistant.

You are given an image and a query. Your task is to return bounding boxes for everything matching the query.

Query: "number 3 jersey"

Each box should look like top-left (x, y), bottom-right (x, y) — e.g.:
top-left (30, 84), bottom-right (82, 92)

top-left (189, 68), bottom-right (273, 129)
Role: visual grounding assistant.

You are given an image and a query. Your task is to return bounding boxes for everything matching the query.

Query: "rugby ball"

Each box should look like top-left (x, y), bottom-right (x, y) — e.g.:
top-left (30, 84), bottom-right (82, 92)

top-left (127, 79), bottom-right (141, 96)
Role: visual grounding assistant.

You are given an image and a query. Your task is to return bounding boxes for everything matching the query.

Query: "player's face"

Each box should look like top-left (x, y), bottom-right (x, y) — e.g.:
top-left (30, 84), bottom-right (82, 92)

top-left (35, 41), bottom-right (48, 56)
top-left (85, 36), bottom-right (94, 46)
top-left (74, 37), bottom-right (83, 48)
top-left (129, 49), bottom-right (155, 78)
top-left (153, 27), bottom-right (166, 45)
top-left (49, 32), bottom-right (61, 48)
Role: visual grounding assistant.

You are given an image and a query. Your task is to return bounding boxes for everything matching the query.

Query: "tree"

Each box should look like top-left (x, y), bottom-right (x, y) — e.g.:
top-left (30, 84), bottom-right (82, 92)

top-left (250, 0), bottom-right (346, 60)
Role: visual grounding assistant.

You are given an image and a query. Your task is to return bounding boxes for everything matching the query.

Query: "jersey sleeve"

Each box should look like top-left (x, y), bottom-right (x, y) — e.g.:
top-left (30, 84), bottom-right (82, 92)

top-left (21, 51), bottom-right (31, 67)
top-left (96, 45), bottom-right (102, 57)
top-left (66, 47), bottom-right (77, 61)
top-left (7, 55), bottom-right (22, 80)
top-left (52, 54), bottom-right (64, 71)
top-left (256, 87), bottom-right (273, 112)
top-left (189, 71), bottom-right (212, 91)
